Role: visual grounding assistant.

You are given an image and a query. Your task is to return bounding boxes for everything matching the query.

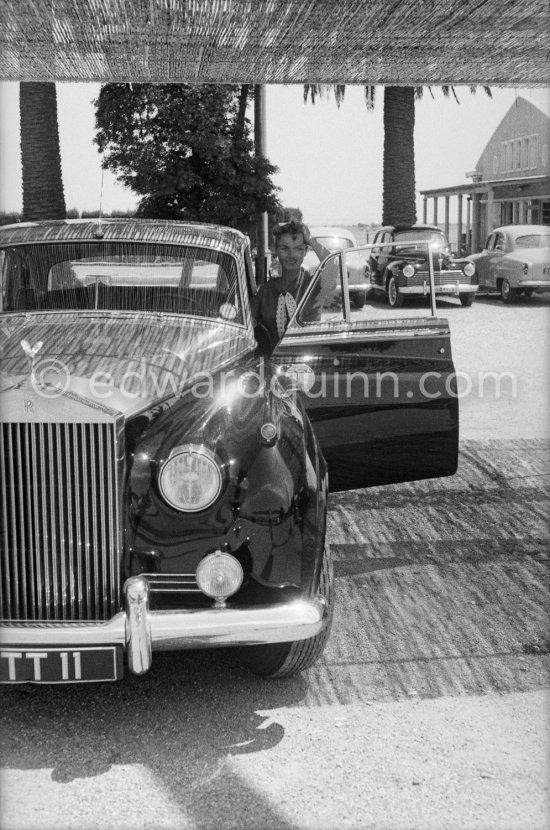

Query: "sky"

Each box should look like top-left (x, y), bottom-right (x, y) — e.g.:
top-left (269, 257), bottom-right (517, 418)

top-left (0, 82), bottom-right (547, 226)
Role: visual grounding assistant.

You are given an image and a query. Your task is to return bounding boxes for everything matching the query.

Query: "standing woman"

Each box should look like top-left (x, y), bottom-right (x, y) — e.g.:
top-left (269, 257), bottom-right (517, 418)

top-left (251, 221), bottom-right (330, 351)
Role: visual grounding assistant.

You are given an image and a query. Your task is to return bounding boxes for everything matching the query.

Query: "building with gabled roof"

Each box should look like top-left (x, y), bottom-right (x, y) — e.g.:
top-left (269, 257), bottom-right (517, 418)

top-left (421, 92), bottom-right (550, 253)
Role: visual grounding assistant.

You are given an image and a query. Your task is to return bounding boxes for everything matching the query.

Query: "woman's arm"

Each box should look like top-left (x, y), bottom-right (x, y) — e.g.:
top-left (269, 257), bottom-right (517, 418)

top-left (302, 225), bottom-right (331, 262)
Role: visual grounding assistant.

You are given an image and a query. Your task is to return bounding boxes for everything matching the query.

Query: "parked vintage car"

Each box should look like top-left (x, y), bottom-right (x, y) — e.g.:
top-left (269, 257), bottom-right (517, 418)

top-left (369, 224), bottom-right (478, 307)
top-left (466, 224), bottom-right (550, 303)
top-left (298, 225), bottom-right (370, 308)
top-left (0, 219), bottom-right (459, 684)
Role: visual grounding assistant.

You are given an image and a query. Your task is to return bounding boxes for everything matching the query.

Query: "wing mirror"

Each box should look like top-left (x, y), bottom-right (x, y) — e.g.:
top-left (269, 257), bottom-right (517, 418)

top-left (272, 363), bottom-right (316, 398)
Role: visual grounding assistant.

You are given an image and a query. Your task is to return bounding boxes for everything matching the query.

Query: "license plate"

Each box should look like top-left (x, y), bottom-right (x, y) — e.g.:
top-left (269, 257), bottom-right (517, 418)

top-left (0, 646), bottom-right (123, 684)
top-left (435, 285), bottom-right (458, 294)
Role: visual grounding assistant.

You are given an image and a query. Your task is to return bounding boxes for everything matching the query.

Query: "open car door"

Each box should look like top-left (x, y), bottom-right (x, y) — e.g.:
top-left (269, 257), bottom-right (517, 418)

top-left (273, 246), bottom-right (458, 492)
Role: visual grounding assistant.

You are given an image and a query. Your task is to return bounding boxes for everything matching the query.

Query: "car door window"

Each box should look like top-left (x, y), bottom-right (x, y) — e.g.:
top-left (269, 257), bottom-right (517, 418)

top-left (298, 253), bottom-right (344, 323)
top-left (493, 233), bottom-right (505, 252)
top-left (275, 244), bottom-right (458, 491)
top-left (287, 244), bottom-right (435, 332)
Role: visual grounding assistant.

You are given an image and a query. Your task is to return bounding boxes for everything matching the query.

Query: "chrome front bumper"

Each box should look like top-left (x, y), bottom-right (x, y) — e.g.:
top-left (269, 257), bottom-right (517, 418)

top-left (0, 576), bottom-right (327, 676)
top-left (400, 281), bottom-right (477, 295)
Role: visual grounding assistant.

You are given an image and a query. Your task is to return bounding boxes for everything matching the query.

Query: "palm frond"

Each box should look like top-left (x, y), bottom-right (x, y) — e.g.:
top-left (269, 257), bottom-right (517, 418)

top-left (303, 84), bottom-right (349, 108)
top-left (364, 86), bottom-right (376, 111)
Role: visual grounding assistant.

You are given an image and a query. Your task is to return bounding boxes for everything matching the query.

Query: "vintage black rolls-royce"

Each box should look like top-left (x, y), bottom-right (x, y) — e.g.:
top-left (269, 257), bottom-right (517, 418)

top-left (0, 220), bottom-right (458, 683)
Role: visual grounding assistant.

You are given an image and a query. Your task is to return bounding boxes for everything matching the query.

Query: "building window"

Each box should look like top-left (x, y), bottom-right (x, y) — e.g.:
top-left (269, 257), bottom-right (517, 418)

top-left (500, 142), bottom-right (506, 171)
top-left (506, 142), bottom-right (513, 171)
top-left (493, 155), bottom-right (498, 174)
top-left (529, 135), bottom-right (538, 169)
top-left (513, 140), bottom-right (521, 169)
top-left (542, 143), bottom-right (548, 167)
top-left (521, 138), bottom-right (529, 169)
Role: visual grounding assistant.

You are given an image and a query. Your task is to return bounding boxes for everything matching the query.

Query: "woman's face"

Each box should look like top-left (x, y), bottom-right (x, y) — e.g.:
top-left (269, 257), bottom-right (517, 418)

top-left (275, 232), bottom-right (307, 272)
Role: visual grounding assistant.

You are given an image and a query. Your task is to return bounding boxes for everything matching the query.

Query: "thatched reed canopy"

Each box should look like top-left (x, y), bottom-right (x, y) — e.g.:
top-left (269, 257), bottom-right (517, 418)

top-left (0, 0), bottom-right (548, 86)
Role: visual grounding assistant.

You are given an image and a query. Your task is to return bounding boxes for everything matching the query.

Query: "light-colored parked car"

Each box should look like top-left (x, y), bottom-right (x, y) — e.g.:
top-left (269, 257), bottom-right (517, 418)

top-left (467, 224), bottom-right (550, 303)
top-left (301, 226), bottom-right (371, 308)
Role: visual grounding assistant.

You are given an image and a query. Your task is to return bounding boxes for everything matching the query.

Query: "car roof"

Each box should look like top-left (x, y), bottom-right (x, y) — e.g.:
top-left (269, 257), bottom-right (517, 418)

top-left (378, 224), bottom-right (444, 234)
top-left (309, 225), bottom-right (357, 241)
top-left (0, 218), bottom-right (247, 254)
top-left (493, 224), bottom-right (550, 235)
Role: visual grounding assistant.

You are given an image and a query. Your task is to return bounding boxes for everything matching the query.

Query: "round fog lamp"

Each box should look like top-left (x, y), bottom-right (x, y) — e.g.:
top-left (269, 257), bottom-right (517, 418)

top-left (196, 552), bottom-right (243, 607)
top-left (402, 264), bottom-right (415, 278)
top-left (260, 422), bottom-right (277, 446)
top-left (463, 262), bottom-right (475, 277)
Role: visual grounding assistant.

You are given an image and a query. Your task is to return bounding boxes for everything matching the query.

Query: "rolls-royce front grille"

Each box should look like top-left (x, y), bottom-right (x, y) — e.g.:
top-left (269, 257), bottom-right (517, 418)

top-left (0, 422), bottom-right (121, 622)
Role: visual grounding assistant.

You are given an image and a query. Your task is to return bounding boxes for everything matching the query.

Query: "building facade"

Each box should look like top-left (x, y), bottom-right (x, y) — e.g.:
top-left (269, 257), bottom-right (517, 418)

top-left (420, 93), bottom-right (550, 254)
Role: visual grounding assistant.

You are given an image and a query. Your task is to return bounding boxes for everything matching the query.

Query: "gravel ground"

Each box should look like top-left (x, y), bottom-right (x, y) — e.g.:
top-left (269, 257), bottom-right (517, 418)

top-left (1, 293), bottom-right (549, 830)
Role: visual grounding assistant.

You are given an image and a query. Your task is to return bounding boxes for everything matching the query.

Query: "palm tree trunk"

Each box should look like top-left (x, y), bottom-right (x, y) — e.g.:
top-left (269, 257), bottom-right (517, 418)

top-left (20, 82), bottom-right (66, 221)
top-left (382, 87), bottom-right (416, 226)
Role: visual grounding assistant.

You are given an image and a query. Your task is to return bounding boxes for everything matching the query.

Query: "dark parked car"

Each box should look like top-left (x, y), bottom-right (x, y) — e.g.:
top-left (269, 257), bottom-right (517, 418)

top-left (0, 219), bottom-right (459, 684)
top-left (369, 224), bottom-right (478, 307)
top-left (466, 224), bottom-right (550, 303)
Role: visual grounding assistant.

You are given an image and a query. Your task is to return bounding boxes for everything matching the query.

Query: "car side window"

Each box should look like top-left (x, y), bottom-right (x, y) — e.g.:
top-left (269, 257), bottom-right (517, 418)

top-left (493, 233), bottom-right (505, 252)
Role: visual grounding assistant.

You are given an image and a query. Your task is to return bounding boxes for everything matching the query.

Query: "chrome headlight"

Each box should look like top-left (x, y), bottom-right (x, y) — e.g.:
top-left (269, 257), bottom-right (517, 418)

top-left (463, 262), bottom-right (476, 277)
top-left (159, 444), bottom-right (223, 512)
top-left (402, 264), bottom-right (415, 278)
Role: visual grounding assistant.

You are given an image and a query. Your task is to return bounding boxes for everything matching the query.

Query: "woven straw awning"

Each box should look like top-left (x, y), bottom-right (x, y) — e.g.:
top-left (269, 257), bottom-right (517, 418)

top-left (1, 0), bottom-right (548, 85)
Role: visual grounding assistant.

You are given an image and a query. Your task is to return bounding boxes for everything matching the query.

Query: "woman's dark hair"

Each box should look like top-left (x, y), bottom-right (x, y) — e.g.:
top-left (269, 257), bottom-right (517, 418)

top-left (272, 220), bottom-right (305, 244)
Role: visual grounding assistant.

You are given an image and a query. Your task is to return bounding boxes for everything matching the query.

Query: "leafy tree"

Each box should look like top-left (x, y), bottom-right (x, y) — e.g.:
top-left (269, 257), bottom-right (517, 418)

top-left (20, 82), bottom-right (66, 221)
top-left (94, 84), bottom-right (281, 237)
top-left (304, 84), bottom-right (491, 227)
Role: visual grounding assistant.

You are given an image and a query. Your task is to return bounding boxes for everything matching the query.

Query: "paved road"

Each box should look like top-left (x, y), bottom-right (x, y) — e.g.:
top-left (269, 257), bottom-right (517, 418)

top-left (1, 294), bottom-right (549, 830)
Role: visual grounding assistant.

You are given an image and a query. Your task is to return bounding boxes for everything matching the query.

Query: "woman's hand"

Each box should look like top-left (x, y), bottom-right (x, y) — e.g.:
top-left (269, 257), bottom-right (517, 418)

top-left (301, 224), bottom-right (313, 247)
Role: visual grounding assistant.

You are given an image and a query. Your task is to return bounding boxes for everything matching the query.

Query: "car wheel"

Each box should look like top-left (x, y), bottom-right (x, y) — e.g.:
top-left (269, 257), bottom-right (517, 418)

top-left (500, 279), bottom-right (518, 304)
top-left (459, 293), bottom-right (475, 307)
top-left (387, 275), bottom-right (404, 308)
top-left (351, 291), bottom-right (367, 309)
top-left (237, 545), bottom-right (335, 678)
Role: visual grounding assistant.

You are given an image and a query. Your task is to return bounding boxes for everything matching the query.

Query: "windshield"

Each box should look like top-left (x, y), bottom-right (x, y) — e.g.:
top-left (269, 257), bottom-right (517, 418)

top-left (315, 236), bottom-right (354, 251)
top-left (0, 241), bottom-right (244, 323)
top-left (515, 233), bottom-right (550, 249)
top-left (394, 230), bottom-right (450, 252)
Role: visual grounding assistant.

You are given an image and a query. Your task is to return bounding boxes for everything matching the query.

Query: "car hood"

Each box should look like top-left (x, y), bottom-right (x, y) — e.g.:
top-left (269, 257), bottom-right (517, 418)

top-left (0, 312), bottom-right (255, 419)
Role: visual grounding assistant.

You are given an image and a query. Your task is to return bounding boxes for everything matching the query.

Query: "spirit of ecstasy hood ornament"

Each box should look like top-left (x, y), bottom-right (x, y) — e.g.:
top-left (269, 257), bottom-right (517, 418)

top-left (20, 339), bottom-right (43, 383)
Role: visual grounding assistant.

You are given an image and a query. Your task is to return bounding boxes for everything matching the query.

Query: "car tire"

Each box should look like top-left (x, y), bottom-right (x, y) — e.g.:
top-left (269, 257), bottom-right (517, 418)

top-left (351, 291), bottom-right (367, 309)
top-left (237, 545), bottom-right (335, 678)
top-left (459, 293), bottom-right (475, 307)
top-left (387, 275), bottom-right (404, 308)
top-left (500, 279), bottom-right (518, 304)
